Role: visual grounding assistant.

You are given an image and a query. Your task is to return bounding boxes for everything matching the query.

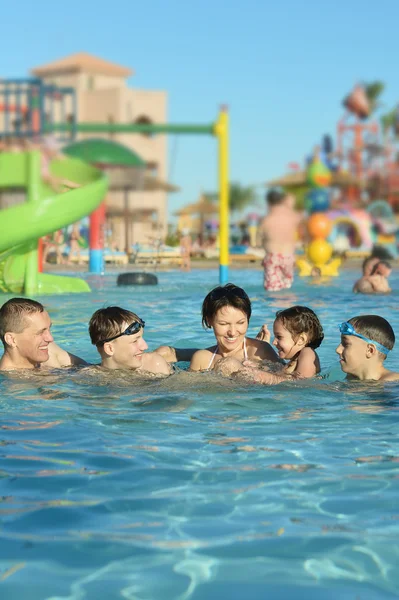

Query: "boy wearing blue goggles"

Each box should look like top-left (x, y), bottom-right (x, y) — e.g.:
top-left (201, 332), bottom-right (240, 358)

top-left (336, 315), bottom-right (399, 382)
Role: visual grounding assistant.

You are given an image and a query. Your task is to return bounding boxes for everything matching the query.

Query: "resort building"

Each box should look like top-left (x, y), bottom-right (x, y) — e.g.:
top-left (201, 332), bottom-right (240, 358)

top-left (30, 52), bottom-right (172, 249)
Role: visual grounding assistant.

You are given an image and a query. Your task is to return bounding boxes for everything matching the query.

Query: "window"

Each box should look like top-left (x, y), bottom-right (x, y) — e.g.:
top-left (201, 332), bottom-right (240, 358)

top-left (88, 76), bottom-right (95, 91)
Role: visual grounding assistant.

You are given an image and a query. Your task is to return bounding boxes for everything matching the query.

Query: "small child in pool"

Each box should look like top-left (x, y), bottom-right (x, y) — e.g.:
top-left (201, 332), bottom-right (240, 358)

top-left (336, 315), bottom-right (399, 382)
top-left (217, 306), bottom-right (324, 384)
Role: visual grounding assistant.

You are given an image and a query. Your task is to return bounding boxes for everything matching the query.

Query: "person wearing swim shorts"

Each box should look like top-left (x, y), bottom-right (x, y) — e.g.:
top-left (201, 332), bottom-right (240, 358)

top-left (258, 188), bottom-right (300, 292)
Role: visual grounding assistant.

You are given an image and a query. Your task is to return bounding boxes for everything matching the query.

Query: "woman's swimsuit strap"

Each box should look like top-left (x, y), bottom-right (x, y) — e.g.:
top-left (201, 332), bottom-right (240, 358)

top-left (207, 338), bottom-right (248, 370)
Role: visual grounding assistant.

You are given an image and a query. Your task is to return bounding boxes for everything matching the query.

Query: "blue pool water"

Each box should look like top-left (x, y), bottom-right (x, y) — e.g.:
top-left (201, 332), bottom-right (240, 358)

top-left (1, 268), bottom-right (399, 599)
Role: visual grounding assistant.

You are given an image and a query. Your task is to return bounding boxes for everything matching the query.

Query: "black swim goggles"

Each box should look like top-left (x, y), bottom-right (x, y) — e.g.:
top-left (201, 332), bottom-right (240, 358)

top-left (100, 318), bottom-right (145, 345)
top-left (339, 322), bottom-right (390, 355)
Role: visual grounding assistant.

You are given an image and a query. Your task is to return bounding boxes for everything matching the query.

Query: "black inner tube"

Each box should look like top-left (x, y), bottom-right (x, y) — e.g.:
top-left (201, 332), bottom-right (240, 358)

top-left (117, 272), bottom-right (158, 286)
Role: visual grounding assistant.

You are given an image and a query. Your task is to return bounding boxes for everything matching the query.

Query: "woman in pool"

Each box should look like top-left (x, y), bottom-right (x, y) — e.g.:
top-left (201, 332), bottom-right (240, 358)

top-left (189, 283), bottom-right (279, 372)
top-left (219, 305), bottom-right (324, 383)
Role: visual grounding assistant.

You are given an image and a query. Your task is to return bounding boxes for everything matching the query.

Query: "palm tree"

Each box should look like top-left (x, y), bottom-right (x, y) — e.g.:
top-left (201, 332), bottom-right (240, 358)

top-left (364, 81), bottom-right (385, 114)
top-left (204, 182), bottom-right (259, 215)
top-left (381, 106), bottom-right (398, 136)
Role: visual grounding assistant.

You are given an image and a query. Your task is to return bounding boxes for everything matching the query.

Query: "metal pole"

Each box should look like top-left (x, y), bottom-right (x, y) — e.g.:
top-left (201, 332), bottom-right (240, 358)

top-left (214, 107), bottom-right (229, 285)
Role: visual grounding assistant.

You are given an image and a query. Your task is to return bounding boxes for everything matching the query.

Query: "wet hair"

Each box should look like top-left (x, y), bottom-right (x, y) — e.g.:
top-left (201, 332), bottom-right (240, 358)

top-left (370, 260), bottom-right (391, 276)
top-left (348, 315), bottom-right (395, 356)
top-left (201, 283), bottom-right (251, 329)
top-left (362, 255), bottom-right (379, 275)
top-left (89, 306), bottom-right (142, 347)
top-left (266, 187), bottom-right (285, 206)
top-left (0, 297), bottom-right (44, 346)
top-left (275, 306), bottom-right (324, 350)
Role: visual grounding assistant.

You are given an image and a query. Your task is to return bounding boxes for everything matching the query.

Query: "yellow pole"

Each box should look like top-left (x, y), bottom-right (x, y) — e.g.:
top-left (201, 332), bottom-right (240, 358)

top-left (214, 106), bottom-right (229, 284)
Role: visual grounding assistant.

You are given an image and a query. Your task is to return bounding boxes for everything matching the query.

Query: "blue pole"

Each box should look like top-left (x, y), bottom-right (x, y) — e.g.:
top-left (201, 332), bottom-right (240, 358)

top-left (89, 249), bottom-right (104, 274)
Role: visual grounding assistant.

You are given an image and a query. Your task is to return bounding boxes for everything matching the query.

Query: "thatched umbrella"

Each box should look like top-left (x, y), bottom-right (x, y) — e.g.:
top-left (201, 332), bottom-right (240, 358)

top-left (267, 170), bottom-right (365, 189)
top-left (174, 195), bottom-right (218, 236)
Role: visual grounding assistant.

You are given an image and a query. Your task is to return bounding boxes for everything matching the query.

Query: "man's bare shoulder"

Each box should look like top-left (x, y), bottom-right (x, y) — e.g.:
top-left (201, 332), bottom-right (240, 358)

top-left (142, 352), bottom-right (172, 375)
top-left (45, 343), bottom-right (87, 368)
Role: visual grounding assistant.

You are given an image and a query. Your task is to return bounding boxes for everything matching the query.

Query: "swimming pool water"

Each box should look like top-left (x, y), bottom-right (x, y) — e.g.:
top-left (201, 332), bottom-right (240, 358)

top-left (1, 268), bottom-right (399, 599)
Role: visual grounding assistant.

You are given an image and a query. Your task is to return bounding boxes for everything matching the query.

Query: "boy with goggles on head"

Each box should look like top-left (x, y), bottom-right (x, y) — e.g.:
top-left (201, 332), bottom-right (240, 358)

top-left (89, 306), bottom-right (171, 375)
top-left (336, 315), bottom-right (399, 382)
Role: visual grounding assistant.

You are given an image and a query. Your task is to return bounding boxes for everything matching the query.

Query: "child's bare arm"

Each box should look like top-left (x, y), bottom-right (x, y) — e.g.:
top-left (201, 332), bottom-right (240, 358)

top-left (235, 365), bottom-right (292, 385)
top-left (256, 324), bottom-right (271, 343)
top-left (292, 348), bottom-right (318, 378)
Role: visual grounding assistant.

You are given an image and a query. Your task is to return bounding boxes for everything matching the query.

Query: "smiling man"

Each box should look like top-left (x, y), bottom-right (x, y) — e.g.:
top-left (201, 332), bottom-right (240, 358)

top-left (0, 297), bottom-right (86, 371)
top-left (88, 306), bottom-right (171, 375)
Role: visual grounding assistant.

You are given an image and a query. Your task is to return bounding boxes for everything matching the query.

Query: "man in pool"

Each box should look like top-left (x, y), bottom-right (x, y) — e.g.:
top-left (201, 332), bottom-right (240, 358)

top-left (0, 297), bottom-right (86, 371)
top-left (367, 260), bottom-right (392, 293)
top-left (352, 255), bottom-right (384, 294)
top-left (259, 188), bottom-right (300, 292)
top-left (88, 306), bottom-right (171, 375)
top-left (336, 315), bottom-right (399, 382)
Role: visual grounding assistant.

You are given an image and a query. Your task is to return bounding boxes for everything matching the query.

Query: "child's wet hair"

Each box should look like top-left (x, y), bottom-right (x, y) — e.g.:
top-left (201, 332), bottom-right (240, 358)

top-left (202, 283), bottom-right (251, 329)
top-left (275, 305), bottom-right (324, 349)
top-left (348, 315), bottom-right (395, 355)
top-left (89, 306), bottom-right (142, 346)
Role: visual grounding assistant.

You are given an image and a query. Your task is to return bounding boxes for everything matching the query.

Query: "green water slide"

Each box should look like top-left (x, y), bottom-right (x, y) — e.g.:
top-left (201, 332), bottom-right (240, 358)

top-left (0, 151), bottom-right (107, 295)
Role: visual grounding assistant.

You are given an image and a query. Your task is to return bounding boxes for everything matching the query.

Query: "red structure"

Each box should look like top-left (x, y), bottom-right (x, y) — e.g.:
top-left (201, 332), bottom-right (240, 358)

top-left (337, 119), bottom-right (379, 180)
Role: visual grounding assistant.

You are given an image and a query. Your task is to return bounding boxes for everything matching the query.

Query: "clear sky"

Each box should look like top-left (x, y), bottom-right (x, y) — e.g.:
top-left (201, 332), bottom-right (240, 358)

top-left (1, 0), bottom-right (399, 220)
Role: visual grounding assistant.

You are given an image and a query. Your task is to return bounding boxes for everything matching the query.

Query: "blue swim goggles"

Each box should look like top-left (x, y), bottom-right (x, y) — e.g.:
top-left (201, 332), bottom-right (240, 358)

top-left (339, 322), bottom-right (391, 355)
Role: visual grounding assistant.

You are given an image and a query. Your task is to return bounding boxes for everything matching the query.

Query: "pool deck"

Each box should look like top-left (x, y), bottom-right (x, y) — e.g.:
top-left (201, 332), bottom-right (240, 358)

top-left (43, 256), bottom-right (378, 274)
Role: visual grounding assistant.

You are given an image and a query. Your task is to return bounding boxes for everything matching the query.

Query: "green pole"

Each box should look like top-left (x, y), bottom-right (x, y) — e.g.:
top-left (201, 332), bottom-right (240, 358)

top-left (24, 151), bottom-right (41, 296)
top-left (44, 123), bottom-right (215, 135)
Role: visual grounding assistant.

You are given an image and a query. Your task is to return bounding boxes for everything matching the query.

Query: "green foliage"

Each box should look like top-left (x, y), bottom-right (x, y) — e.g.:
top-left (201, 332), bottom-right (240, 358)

top-left (204, 182), bottom-right (259, 214)
top-left (165, 231), bottom-right (180, 247)
top-left (229, 182), bottom-right (258, 212)
top-left (282, 184), bottom-right (309, 211)
top-left (364, 81), bottom-right (385, 114)
top-left (381, 107), bottom-right (397, 134)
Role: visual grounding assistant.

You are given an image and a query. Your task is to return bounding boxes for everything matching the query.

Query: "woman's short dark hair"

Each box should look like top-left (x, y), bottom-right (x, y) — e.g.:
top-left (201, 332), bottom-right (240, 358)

top-left (201, 283), bottom-right (251, 329)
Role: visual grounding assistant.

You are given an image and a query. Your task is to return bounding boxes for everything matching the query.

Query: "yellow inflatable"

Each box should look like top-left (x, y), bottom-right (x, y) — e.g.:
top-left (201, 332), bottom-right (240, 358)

top-left (296, 256), bottom-right (341, 276)
top-left (307, 239), bottom-right (333, 265)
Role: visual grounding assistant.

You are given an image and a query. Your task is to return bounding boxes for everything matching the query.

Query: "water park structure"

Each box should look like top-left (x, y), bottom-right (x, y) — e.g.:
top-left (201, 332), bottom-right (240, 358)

top-left (270, 83), bottom-right (399, 274)
top-left (0, 54), bottom-right (231, 294)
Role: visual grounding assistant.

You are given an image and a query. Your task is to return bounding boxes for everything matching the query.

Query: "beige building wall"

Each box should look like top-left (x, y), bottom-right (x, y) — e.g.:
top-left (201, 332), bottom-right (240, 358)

top-left (1, 60), bottom-right (169, 250)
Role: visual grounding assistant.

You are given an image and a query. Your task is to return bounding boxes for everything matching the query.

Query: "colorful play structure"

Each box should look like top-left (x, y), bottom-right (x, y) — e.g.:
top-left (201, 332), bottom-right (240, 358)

top-left (0, 152), bottom-right (106, 294)
top-left (297, 158), bottom-right (342, 276)
top-left (275, 83), bottom-right (399, 275)
top-left (0, 78), bottom-right (230, 294)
